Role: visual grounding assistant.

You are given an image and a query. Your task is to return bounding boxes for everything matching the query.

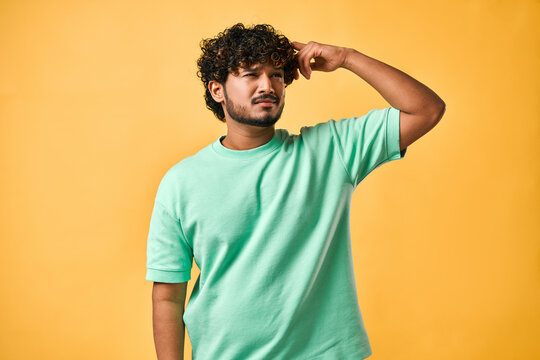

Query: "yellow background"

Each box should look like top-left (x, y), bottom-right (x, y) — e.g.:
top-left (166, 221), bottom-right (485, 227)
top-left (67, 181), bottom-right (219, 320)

top-left (1, 0), bottom-right (538, 359)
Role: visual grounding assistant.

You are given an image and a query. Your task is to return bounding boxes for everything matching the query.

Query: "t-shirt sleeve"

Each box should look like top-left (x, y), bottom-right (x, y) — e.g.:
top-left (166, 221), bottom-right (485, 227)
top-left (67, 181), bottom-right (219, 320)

top-left (329, 106), bottom-right (407, 188)
top-left (145, 200), bottom-right (193, 283)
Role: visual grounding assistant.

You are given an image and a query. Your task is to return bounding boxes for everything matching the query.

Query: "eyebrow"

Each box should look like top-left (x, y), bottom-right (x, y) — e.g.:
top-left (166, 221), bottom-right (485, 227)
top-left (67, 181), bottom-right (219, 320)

top-left (242, 65), bottom-right (284, 72)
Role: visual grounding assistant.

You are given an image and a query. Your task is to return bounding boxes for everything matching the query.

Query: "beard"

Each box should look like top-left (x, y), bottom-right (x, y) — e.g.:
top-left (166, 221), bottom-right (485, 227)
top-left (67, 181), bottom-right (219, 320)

top-left (223, 86), bottom-right (285, 128)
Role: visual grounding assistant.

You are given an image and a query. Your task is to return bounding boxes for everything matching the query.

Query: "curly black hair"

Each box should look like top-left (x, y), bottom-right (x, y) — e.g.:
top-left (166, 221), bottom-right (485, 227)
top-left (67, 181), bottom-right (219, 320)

top-left (196, 23), bottom-right (297, 122)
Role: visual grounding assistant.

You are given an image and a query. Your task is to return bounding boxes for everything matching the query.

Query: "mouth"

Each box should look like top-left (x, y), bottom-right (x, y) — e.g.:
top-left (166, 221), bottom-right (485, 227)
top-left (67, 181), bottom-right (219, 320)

top-left (256, 101), bottom-right (276, 106)
top-left (254, 97), bottom-right (278, 106)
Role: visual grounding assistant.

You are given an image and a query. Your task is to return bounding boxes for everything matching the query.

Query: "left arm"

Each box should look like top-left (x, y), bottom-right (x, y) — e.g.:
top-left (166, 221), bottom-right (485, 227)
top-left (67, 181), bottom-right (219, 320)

top-left (341, 48), bottom-right (446, 151)
top-left (292, 41), bottom-right (446, 151)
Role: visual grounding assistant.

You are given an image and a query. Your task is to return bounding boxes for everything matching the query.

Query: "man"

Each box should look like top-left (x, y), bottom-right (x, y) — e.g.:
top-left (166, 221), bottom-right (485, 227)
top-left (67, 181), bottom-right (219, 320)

top-left (146, 23), bottom-right (445, 360)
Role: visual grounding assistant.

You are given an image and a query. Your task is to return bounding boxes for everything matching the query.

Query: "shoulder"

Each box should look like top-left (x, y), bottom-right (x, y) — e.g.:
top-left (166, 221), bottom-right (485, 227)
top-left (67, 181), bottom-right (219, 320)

top-left (154, 144), bottom-right (213, 200)
top-left (296, 119), bottom-right (339, 145)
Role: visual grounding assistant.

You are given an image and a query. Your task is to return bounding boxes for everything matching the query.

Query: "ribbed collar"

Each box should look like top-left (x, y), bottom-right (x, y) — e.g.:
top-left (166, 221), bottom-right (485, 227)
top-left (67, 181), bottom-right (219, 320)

top-left (211, 129), bottom-right (284, 159)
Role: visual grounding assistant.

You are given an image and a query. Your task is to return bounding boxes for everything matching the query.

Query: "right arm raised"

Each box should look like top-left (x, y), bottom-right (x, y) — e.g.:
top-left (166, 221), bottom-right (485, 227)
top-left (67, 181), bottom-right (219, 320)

top-left (152, 281), bottom-right (188, 360)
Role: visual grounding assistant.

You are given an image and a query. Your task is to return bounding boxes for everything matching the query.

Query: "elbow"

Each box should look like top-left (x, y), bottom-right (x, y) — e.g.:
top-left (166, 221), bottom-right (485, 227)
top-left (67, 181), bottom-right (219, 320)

top-left (430, 101), bottom-right (446, 125)
top-left (437, 102), bottom-right (446, 122)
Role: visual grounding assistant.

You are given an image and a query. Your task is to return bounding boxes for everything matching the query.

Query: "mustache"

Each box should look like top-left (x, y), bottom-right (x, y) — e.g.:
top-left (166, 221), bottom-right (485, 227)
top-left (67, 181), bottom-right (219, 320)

top-left (253, 96), bottom-right (278, 103)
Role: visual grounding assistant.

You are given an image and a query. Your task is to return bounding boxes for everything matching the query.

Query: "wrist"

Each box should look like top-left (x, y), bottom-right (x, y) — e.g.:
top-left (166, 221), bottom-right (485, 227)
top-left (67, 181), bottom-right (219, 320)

top-left (340, 47), bottom-right (356, 70)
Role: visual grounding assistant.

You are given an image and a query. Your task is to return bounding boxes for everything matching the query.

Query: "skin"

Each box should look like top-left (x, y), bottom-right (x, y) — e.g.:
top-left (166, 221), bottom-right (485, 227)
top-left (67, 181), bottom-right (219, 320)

top-left (152, 281), bottom-right (187, 360)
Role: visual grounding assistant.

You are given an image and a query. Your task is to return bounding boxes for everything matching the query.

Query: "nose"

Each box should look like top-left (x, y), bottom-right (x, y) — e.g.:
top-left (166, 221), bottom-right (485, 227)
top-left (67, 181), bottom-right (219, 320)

top-left (257, 73), bottom-right (275, 95)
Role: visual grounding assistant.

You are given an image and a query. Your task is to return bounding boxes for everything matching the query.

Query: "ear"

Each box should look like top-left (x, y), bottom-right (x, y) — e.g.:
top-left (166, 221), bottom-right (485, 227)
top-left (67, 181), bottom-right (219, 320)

top-left (208, 80), bottom-right (225, 103)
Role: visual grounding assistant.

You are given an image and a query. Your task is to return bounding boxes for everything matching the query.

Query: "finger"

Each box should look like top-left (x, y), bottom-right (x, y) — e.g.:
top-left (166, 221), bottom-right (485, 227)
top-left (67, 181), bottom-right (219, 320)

top-left (304, 45), bottom-right (321, 79)
top-left (293, 44), bottom-right (306, 79)
top-left (295, 54), bottom-right (307, 80)
top-left (296, 58), bottom-right (306, 80)
top-left (301, 43), bottom-right (316, 79)
top-left (292, 41), bottom-right (306, 50)
top-left (308, 48), bottom-right (323, 72)
top-left (292, 60), bottom-right (300, 80)
top-left (295, 43), bottom-right (311, 79)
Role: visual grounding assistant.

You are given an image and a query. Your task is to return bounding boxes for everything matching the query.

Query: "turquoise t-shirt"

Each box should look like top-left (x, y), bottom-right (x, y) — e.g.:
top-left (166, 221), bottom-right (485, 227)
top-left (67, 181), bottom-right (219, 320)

top-left (146, 107), bottom-right (407, 359)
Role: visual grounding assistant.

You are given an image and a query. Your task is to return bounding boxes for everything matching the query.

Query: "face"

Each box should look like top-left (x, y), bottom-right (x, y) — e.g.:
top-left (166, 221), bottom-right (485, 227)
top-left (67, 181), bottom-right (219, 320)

top-left (218, 62), bottom-right (286, 127)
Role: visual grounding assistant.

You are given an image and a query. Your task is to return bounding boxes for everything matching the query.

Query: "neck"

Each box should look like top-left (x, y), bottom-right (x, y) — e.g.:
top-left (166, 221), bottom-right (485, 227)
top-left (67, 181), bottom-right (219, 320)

top-left (221, 123), bottom-right (275, 150)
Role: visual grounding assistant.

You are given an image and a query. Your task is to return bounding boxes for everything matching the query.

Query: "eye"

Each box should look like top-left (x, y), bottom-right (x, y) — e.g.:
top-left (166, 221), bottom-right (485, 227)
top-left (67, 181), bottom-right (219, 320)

top-left (273, 73), bottom-right (283, 78)
top-left (245, 73), bottom-right (256, 77)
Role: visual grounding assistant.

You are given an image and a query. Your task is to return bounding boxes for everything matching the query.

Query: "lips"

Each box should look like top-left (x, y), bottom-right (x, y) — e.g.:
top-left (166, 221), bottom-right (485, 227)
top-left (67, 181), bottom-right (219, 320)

top-left (255, 98), bottom-right (277, 104)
